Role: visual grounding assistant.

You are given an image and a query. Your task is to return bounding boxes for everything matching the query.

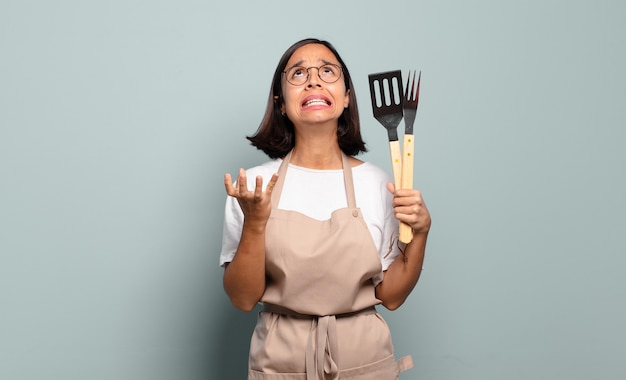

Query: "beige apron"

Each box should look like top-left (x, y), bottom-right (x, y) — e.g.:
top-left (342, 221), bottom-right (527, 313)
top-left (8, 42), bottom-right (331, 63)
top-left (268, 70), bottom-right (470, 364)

top-left (248, 151), bottom-right (413, 380)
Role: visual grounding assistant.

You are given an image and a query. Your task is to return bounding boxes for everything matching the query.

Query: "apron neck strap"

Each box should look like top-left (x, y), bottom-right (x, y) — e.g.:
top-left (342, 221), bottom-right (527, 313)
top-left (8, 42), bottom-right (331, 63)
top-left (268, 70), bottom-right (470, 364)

top-left (341, 153), bottom-right (357, 209)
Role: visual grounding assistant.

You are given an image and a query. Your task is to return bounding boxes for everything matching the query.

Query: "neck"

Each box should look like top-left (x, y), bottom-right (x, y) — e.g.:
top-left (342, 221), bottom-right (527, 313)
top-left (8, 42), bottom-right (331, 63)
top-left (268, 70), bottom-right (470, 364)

top-left (290, 139), bottom-right (343, 170)
top-left (289, 119), bottom-right (347, 169)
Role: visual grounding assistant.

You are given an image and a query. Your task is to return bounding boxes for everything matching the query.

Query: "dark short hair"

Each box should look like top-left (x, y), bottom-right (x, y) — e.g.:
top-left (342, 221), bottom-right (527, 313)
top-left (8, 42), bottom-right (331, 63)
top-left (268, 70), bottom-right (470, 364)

top-left (247, 38), bottom-right (367, 159)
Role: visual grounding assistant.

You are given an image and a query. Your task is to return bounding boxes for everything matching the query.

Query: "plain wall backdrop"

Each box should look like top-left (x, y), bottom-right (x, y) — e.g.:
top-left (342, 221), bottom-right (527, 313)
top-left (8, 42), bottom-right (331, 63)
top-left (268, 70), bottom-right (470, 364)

top-left (1, 0), bottom-right (625, 379)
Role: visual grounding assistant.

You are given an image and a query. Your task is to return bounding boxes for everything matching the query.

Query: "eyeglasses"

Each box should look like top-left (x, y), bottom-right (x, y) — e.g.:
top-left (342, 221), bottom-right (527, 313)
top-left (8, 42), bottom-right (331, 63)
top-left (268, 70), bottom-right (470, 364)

top-left (283, 64), bottom-right (343, 86)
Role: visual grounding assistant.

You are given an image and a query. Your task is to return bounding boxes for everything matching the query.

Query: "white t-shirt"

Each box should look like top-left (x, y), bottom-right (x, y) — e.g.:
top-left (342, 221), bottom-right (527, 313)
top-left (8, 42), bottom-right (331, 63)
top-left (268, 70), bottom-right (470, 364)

top-left (219, 159), bottom-right (402, 286)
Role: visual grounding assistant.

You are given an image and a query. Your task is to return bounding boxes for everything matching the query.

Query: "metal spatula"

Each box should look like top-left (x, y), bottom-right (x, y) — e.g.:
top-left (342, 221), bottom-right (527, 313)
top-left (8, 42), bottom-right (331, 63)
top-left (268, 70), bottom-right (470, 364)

top-left (368, 70), bottom-right (404, 187)
top-left (369, 70), bottom-right (413, 243)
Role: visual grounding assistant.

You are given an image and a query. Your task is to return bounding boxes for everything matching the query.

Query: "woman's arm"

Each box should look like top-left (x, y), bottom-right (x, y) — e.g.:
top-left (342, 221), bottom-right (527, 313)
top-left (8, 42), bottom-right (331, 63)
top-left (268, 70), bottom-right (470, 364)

top-left (222, 169), bottom-right (278, 312)
top-left (375, 184), bottom-right (431, 310)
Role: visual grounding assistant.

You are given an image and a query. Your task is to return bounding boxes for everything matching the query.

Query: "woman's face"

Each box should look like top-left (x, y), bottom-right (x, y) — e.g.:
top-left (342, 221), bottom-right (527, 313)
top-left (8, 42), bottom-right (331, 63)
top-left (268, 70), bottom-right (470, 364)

top-left (280, 44), bottom-right (350, 128)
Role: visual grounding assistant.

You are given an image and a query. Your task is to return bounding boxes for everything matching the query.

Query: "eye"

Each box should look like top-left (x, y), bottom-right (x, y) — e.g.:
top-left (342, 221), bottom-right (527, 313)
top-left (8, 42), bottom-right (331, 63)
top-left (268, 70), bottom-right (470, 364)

top-left (290, 67), bottom-right (307, 78)
top-left (321, 65), bottom-right (336, 75)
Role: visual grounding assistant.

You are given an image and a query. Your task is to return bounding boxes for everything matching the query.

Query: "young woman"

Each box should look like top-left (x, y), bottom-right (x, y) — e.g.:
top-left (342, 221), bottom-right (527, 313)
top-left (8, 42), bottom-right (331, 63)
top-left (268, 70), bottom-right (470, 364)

top-left (220, 38), bottom-right (431, 379)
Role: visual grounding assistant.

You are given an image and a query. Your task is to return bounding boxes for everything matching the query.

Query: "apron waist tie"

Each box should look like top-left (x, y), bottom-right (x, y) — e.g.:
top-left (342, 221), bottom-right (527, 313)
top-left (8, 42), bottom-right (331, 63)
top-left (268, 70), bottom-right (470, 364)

top-left (262, 304), bottom-right (377, 380)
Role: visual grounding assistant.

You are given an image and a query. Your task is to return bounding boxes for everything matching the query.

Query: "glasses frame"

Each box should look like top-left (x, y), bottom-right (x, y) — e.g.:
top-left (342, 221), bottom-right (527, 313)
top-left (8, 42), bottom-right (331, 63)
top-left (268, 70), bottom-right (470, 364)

top-left (282, 64), bottom-right (343, 86)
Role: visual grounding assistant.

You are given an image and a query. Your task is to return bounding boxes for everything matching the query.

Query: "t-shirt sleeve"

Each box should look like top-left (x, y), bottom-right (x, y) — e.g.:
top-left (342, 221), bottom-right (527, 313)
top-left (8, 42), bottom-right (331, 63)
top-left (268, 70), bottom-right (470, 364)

top-left (371, 168), bottom-right (403, 287)
top-left (219, 194), bottom-right (243, 267)
top-left (379, 188), bottom-right (403, 270)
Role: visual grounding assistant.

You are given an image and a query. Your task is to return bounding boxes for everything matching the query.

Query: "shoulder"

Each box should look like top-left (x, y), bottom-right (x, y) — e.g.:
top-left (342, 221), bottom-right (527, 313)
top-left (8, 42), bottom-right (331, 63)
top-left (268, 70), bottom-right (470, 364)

top-left (225, 159), bottom-right (281, 189)
top-left (240, 159), bottom-right (282, 185)
top-left (352, 160), bottom-right (392, 184)
top-left (352, 160), bottom-right (393, 204)
top-left (246, 159), bottom-right (281, 176)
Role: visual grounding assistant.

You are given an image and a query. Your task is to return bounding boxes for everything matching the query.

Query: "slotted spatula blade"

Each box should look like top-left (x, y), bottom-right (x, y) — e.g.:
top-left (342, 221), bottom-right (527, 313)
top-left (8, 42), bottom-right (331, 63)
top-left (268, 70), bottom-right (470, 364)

top-left (368, 70), bottom-right (404, 187)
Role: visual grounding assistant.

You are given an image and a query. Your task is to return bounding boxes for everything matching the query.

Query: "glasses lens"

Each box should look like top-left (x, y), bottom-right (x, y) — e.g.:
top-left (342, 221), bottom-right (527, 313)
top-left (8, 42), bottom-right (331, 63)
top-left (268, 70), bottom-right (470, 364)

top-left (319, 64), bottom-right (341, 83)
top-left (286, 66), bottom-right (308, 85)
top-left (285, 65), bottom-right (342, 85)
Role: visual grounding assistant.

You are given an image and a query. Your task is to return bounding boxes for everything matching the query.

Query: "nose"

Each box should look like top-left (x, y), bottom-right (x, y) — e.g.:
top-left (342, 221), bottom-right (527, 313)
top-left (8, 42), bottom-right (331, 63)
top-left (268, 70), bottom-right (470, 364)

top-left (306, 67), bottom-right (322, 87)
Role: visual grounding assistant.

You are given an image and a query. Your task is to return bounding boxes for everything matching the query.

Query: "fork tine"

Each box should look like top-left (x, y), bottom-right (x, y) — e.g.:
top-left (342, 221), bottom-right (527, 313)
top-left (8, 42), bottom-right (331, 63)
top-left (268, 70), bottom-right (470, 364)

top-left (402, 70), bottom-right (420, 134)
top-left (404, 71), bottom-right (410, 102)
top-left (406, 70), bottom-right (413, 102)
top-left (404, 70), bottom-right (420, 103)
top-left (415, 70), bottom-right (421, 105)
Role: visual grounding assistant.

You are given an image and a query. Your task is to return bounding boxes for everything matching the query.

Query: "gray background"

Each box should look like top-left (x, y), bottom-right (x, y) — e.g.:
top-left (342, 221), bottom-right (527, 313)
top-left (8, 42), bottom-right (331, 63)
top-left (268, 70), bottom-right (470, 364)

top-left (1, 0), bottom-right (625, 379)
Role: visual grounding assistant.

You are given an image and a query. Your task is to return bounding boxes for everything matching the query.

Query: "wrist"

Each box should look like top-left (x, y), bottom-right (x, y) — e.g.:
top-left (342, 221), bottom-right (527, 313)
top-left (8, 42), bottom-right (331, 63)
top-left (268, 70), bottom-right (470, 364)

top-left (243, 219), bottom-right (267, 234)
top-left (411, 220), bottom-right (431, 235)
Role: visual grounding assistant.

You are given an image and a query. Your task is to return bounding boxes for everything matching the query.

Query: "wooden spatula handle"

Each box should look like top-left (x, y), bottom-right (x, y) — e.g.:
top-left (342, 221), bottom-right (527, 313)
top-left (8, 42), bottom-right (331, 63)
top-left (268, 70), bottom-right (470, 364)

top-left (389, 140), bottom-right (402, 189)
top-left (399, 134), bottom-right (415, 243)
top-left (389, 140), bottom-right (412, 244)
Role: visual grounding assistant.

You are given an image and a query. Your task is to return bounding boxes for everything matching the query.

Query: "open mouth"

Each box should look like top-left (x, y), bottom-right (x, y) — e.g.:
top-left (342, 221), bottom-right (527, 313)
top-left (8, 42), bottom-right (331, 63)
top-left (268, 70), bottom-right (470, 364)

top-left (302, 96), bottom-right (331, 108)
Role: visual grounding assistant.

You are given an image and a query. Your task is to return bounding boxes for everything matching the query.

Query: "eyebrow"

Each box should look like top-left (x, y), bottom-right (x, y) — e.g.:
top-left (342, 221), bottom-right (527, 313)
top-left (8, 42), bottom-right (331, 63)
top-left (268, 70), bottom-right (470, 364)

top-left (287, 59), bottom-right (339, 69)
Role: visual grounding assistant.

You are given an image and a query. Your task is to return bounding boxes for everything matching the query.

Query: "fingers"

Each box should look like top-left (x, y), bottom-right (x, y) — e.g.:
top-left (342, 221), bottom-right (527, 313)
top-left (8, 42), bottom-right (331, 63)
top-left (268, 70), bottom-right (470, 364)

top-left (237, 168), bottom-right (249, 194)
top-left (252, 172), bottom-right (279, 199)
top-left (253, 175), bottom-right (264, 200)
top-left (266, 173), bottom-right (279, 194)
top-left (224, 173), bottom-right (236, 196)
top-left (386, 182), bottom-right (395, 194)
top-left (224, 168), bottom-right (248, 196)
top-left (390, 188), bottom-right (430, 232)
top-left (392, 189), bottom-right (423, 207)
top-left (224, 169), bottom-right (279, 199)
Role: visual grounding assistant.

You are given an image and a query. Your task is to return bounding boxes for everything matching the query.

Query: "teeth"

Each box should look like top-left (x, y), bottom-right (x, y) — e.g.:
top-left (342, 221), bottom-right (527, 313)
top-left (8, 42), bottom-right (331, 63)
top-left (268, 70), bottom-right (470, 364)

top-left (304, 99), bottom-right (328, 107)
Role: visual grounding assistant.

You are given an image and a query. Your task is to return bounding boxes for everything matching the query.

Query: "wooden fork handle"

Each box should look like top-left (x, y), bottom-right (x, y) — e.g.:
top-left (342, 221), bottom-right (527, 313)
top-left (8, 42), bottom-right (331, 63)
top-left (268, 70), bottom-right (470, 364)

top-left (399, 134), bottom-right (415, 243)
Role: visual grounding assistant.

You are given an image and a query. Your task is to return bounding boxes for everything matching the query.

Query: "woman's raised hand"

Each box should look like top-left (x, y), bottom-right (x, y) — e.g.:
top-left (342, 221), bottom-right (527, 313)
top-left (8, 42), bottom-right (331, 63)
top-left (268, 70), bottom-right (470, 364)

top-left (224, 169), bottom-right (279, 225)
